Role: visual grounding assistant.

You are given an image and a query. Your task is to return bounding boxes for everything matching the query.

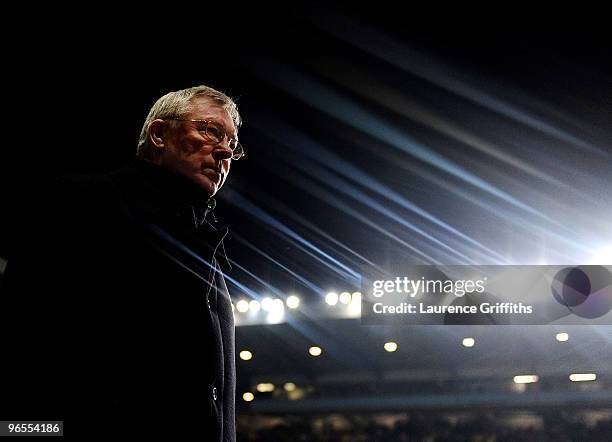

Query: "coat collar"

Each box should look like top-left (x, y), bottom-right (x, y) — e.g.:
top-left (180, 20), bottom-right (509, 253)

top-left (110, 158), bottom-right (230, 265)
top-left (111, 158), bottom-right (209, 215)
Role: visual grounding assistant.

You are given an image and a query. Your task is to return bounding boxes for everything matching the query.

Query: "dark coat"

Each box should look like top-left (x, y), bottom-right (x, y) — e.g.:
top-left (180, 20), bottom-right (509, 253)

top-left (1, 159), bottom-right (236, 440)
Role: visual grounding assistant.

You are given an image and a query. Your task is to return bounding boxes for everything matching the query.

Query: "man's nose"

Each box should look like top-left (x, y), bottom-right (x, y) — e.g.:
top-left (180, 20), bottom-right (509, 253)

top-left (212, 143), bottom-right (233, 161)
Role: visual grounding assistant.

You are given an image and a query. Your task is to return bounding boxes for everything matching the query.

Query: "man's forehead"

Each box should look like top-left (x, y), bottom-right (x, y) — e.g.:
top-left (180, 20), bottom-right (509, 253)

top-left (189, 96), bottom-right (235, 131)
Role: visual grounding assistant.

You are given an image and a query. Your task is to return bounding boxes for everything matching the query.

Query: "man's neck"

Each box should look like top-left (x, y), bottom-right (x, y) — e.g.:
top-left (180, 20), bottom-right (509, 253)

top-left (133, 157), bottom-right (209, 209)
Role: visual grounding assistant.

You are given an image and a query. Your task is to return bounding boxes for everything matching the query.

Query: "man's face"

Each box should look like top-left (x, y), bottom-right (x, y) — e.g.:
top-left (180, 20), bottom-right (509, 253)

top-left (157, 96), bottom-right (236, 198)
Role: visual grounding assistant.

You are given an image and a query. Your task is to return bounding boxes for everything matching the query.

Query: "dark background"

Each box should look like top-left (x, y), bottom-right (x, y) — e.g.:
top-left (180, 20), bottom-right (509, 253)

top-left (2, 4), bottom-right (611, 300)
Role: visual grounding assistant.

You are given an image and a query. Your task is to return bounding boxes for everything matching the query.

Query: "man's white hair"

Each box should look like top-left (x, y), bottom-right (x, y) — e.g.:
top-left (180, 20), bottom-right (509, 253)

top-left (137, 85), bottom-right (241, 156)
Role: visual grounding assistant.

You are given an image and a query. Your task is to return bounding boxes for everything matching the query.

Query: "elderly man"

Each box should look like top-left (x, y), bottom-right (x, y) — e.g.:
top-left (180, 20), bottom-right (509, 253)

top-left (2, 86), bottom-right (243, 440)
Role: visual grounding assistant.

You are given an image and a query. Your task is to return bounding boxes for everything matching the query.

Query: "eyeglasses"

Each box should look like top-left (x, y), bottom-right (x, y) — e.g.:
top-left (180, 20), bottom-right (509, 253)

top-left (164, 118), bottom-right (245, 160)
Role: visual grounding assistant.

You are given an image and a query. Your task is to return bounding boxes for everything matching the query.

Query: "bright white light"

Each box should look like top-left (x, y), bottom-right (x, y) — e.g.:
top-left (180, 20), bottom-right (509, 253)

top-left (267, 299), bottom-right (285, 324)
top-left (236, 300), bottom-right (249, 313)
top-left (249, 300), bottom-right (261, 313)
top-left (273, 299), bottom-right (284, 308)
top-left (284, 382), bottom-right (296, 392)
top-left (286, 295), bottom-right (300, 309)
top-left (348, 292), bottom-right (361, 317)
top-left (261, 297), bottom-right (273, 311)
top-left (325, 292), bottom-right (338, 306)
top-left (242, 392), bottom-right (254, 402)
top-left (556, 332), bottom-right (569, 342)
top-left (590, 247), bottom-right (612, 264)
top-left (309, 346), bottom-right (322, 357)
top-left (384, 341), bottom-right (398, 352)
top-left (570, 373), bottom-right (596, 382)
top-left (513, 375), bottom-right (539, 384)
top-left (256, 383), bottom-right (275, 393)
top-left (339, 292), bottom-right (352, 304)
top-left (462, 337), bottom-right (475, 348)
top-left (239, 350), bottom-right (253, 361)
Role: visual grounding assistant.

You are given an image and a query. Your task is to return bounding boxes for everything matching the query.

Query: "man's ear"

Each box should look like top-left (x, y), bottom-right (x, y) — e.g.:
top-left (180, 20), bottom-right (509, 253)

top-left (148, 119), bottom-right (167, 149)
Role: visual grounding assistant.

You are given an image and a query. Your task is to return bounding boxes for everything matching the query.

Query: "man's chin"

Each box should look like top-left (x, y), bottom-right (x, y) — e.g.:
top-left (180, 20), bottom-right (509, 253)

top-left (192, 174), bottom-right (218, 198)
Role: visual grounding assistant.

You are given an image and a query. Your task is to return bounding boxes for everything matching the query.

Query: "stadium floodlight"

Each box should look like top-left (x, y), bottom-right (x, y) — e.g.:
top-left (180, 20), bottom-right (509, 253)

top-left (556, 332), bottom-right (569, 342)
top-left (339, 292), bottom-right (352, 304)
top-left (284, 382), bottom-right (296, 392)
top-left (348, 292), bottom-right (362, 317)
top-left (249, 300), bottom-right (261, 313)
top-left (273, 299), bottom-right (284, 308)
top-left (236, 300), bottom-right (249, 313)
top-left (242, 392), bottom-right (254, 402)
top-left (256, 383), bottom-right (275, 393)
top-left (513, 375), bottom-right (539, 384)
top-left (384, 342), bottom-right (398, 352)
top-left (261, 297), bottom-right (273, 311)
top-left (286, 295), bottom-right (300, 309)
top-left (239, 350), bottom-right (253, 361)
top-left (267, 299), bottom-right (285, 324)
top-left (309, 346), bottom-right (322, 357)
top-left (569, 373), bottom-right (596, 382)
top-left (462, 337), bottom-right (475, 348)
top-left (325, 292), bottom-right (339, 306)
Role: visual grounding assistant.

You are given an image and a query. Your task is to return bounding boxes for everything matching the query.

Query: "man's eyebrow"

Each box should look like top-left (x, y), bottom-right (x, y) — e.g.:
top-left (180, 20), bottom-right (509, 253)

top-left (204, 117), bottom-right (237, 138)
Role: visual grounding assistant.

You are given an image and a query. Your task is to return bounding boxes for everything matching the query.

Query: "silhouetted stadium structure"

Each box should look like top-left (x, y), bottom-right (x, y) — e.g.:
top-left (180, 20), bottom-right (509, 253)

top-left (232, 296), bottom-right (612, 440)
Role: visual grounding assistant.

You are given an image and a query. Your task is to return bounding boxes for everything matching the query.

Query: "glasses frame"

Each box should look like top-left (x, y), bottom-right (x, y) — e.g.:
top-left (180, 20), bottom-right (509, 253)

top-left (163, 118), bottom-right (245, 160)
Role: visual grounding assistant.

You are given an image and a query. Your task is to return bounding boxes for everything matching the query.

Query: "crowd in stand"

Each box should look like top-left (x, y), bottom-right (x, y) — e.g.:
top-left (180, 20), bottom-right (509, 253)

top-left (237, 413), bottom-right (612, 441)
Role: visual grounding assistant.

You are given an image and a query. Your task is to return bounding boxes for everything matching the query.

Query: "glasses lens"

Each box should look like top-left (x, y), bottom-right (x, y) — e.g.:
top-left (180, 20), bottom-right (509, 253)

top-left (205, 122), bottom-right (225, 144)
top-left (232, 143), bottom-right (244, 160)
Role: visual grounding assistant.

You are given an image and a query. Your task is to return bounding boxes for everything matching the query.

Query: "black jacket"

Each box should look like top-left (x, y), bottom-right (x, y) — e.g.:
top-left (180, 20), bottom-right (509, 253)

top-left (1, 159), bottom-right (236, 440)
